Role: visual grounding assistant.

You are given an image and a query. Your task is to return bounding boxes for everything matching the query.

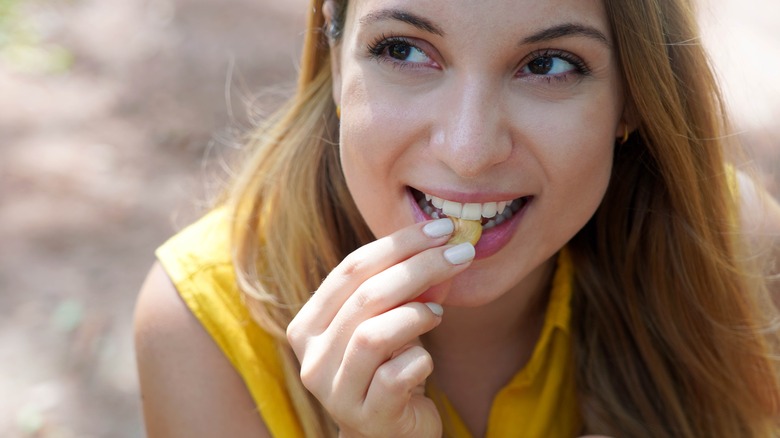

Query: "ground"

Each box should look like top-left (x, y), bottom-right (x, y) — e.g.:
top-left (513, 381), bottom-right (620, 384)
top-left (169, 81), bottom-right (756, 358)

top-left (0, 0), bottom-right (777, 436)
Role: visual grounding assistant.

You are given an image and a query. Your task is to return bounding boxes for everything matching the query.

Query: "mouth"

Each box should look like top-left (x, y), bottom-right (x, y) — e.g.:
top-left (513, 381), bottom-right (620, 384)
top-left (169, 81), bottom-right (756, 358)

top-left (411, 188), bottom-right (531, 231)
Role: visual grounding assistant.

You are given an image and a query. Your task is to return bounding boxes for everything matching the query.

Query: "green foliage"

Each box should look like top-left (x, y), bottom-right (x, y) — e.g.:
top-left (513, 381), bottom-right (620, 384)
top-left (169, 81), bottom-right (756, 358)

top-left (0, 0), bottom-right (74, 74)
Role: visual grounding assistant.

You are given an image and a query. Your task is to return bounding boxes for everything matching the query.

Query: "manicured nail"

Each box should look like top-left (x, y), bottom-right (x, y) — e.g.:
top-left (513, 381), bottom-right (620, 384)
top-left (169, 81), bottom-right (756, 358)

top-left (425, 302), bottom-right (444, 317)
top-left (443, 242), bottom-right (475, 265)
top-left (423, 218), bottom-right (454, 238)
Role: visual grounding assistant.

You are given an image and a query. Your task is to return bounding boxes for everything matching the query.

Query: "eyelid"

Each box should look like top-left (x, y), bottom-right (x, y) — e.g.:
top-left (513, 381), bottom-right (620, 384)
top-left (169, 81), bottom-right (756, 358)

top-left (366, 33), bottom-right (442, 70)
top-left (520, 49), bottom-right (590, 74)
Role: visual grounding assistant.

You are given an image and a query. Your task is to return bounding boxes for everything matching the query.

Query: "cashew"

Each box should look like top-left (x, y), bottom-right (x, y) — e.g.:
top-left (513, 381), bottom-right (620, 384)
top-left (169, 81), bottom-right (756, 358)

top-left (447, 218), bottom-right (482, 245)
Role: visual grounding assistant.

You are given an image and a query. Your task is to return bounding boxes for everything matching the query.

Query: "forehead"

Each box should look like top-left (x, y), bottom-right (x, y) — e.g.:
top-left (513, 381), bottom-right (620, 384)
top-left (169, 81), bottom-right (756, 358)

top-left (346, 0), bottom-right (611, 36)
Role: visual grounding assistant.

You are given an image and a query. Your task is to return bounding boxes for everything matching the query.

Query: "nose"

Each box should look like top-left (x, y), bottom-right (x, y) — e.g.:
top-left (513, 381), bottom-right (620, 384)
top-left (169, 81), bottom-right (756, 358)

top-left (431, 74), bottom-right (512, 178)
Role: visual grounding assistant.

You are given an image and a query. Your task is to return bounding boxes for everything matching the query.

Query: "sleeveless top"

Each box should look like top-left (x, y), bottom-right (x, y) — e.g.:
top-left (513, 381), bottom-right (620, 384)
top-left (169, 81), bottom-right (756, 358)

top-left (156, 208), bottom-right (582, 437)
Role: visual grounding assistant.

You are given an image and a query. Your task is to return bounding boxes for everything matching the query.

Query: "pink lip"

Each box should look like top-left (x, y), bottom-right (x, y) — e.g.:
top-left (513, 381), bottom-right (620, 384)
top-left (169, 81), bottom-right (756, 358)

top-left (407, 188), bottom-right (530, 259)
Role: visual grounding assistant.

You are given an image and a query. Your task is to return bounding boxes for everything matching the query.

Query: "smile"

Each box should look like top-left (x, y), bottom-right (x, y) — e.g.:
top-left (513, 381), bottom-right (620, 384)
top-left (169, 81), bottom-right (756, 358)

top-left (413, 190), bottom-right (531, 230)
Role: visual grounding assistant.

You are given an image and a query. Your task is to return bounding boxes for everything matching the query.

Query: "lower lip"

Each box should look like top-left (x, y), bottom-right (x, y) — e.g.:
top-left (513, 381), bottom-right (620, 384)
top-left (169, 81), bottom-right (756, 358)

top-left (407, 190), bottom-right (530, 259)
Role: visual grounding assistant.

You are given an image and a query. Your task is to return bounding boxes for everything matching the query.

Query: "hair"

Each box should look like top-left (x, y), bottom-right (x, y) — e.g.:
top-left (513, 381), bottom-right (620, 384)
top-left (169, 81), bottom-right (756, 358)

top-left (224, 0), bottom-right (780, 436)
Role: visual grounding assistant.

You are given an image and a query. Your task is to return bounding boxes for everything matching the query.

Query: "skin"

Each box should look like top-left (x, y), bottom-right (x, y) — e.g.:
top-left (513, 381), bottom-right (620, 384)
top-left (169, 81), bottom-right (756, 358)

top-left (132, 0), bottom-right (780, 437)
top-left (333, 0), bottom-right (624, 308)
top-left (135, 263), bottom-right (273, 438)
top-left (290, 0), bottom-right (625, 436)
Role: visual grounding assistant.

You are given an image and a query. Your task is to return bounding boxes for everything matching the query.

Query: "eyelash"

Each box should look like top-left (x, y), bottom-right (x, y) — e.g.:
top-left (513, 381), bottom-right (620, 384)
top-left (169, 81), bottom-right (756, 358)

top-left (366, 35), bottom-right (592, 81)
top-left (520, 49), bottom-right (591, 82)
top-left (366, 33), bottom-right (432, 70)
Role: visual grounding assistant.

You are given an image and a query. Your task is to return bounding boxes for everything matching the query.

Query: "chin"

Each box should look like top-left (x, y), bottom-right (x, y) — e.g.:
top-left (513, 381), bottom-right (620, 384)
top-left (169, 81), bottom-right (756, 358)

top-left (416, 271), bottom-right (512, 308)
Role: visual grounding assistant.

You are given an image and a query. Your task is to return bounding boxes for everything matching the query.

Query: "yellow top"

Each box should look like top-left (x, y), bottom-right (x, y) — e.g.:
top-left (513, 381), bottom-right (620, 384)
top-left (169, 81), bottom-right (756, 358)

top-left (156, 208), bottom-right (582, 437)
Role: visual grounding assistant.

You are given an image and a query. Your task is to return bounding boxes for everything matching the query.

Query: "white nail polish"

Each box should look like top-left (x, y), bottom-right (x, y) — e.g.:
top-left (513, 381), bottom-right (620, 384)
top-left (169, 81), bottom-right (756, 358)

top-left (443, 242), bottom-right (475, 265)
top-left (425, 302), bottom-right (444, 317)
top-left (423, 218), bottom-right (454, 238)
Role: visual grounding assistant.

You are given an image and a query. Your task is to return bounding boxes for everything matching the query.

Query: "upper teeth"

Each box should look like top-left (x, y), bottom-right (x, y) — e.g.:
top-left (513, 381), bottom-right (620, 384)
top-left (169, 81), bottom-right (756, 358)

top-left (424, 192), bottom-right (515, 220)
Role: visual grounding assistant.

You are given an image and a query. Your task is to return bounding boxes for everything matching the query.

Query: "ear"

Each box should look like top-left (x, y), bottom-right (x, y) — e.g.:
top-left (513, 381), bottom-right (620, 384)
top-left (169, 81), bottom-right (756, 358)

top-left (323, 0), bottom-right (343, 107)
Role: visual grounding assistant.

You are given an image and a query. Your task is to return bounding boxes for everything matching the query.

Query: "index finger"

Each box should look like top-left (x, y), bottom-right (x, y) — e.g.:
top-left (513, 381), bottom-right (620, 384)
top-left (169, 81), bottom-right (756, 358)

top-left (291, 219), bottom-right (454, 333)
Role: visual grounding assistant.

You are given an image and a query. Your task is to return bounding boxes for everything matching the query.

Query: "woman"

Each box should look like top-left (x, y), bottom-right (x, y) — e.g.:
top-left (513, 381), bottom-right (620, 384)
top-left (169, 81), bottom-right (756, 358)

top-left (134, 0), bottom-right (780, 436)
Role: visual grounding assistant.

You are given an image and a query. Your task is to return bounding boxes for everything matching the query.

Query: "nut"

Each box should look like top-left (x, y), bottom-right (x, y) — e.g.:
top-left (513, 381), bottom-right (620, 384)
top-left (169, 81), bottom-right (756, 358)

top-left (447, 218), bottom-right (482, 245)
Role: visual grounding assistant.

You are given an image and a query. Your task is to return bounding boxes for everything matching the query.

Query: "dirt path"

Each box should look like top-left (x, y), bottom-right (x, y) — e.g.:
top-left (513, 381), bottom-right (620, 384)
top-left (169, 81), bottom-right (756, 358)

top-left (0, 0), bottom-right (776, 436)
top-left (1, 0), bottom-right (306, 436)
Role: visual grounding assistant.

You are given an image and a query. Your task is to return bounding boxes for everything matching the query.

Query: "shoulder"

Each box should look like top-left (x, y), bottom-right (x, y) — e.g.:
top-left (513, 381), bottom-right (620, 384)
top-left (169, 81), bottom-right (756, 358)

top-left (134, 262), bottom-right (272, 438)
top-left (155, 208), bottom-right (234, 277)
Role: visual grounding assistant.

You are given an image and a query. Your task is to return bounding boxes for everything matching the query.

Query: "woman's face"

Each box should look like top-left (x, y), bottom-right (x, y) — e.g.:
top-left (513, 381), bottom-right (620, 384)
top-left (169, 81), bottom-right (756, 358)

top-left (330, 0), bottom-right (624, 306)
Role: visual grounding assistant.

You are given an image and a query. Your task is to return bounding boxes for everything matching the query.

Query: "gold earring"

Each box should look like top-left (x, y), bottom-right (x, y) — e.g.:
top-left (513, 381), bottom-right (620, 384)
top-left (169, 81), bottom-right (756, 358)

top-left (620, 126), bottom-right (630, 145)
top-left (336, 105), bottom-right (341, 119)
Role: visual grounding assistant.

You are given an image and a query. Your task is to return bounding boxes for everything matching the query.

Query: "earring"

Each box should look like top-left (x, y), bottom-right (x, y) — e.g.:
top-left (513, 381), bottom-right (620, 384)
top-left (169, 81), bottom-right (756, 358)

top-left (620, 125), bottom-right (630, 145)
top-left (336, 105), bottom-right (341, 119)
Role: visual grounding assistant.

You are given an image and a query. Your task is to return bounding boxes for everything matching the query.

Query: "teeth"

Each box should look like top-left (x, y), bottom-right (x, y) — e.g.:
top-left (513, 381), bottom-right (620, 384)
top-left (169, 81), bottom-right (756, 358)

top-left (442, 200), bottom-right (462, 217)
top-left (481, 202), bottom-right (497, 218)
top-left (461, 203), bottom-right (482, 220)
top-left (418, 191), bottom-right (527, 224)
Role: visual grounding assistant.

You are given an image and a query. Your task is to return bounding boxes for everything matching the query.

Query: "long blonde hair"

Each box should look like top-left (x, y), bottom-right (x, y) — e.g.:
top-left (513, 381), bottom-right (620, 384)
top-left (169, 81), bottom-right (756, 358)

top-left (568, 0), bottom-right (780, 435)
top-left (225, 0), bottom-right (779, 436)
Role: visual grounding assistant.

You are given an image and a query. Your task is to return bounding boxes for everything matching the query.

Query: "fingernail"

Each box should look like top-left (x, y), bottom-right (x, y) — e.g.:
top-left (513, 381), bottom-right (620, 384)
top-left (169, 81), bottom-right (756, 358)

top-left (423, 218), bottom-right (454, 238)
top-left (425, 302), bottom-right (444, 317)
top-left (443, 242), bottom-right (475, 265)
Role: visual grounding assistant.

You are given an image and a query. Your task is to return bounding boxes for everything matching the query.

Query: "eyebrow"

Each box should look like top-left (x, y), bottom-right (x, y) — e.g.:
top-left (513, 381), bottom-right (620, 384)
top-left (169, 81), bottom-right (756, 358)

top-left (358, 10), bottom-right (609, 48)
top-left (359, 9), bottom-right (445, 37)
top-left (521, 23), bottom-right (610, 47)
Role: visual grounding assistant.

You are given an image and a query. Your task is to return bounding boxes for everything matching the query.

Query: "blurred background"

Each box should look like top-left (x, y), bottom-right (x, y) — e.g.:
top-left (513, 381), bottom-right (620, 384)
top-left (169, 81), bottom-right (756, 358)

top-left (0, 0), bottom-right (777, 436)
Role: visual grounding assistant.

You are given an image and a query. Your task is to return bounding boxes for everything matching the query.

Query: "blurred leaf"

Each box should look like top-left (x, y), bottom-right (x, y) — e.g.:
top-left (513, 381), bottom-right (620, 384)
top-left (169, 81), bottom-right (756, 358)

top-left (52, 299), bottom-right (84, 333)
top-left (16, 404), bottom-right (44, 435)
top-left (0, 0), bottom-right (75, 74)
top-left (2, 43), bottom-right (74, 73)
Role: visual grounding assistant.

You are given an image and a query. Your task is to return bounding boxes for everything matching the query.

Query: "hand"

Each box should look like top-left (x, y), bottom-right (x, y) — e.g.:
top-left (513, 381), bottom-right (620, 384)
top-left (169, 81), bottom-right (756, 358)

top-left (286, 219), bottom-right (475, 437)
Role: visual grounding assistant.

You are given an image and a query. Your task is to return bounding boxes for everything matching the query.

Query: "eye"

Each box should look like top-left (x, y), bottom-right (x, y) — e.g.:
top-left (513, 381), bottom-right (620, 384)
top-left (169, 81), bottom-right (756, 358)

top-left (387, 42), bottom-right (430, 64)
top-left (367, 35), bottom-right (439, 69)
top-left (517, 50), bottom-right (589, 81)
top-left (525, 56), bottom-right (575, 75)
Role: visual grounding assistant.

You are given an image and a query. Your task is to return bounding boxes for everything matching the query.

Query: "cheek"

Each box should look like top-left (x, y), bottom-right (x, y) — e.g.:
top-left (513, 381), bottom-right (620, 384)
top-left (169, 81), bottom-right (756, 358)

top-left (338, 71), bottom-right (410, 237)
top-left (524, 94), bottom-right (618, 210)
top-left (339, 111), bottom-right (401, 197)
top-left (339, 74), bottom-right (400, 172)
top-left (338, 108), bottom-right (413, 238)
top-left (338, 67), bottom-right (431, 190)
top-left (339, 140), bottom-right (389, 238)
top-left (339, 126), bottom-right (379, 215)
top-left (568, 95), bottom-right (619, 186)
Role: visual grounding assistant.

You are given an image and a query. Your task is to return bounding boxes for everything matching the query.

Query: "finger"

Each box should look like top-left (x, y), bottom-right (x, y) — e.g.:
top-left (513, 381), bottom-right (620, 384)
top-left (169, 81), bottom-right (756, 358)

top-left (330, 302), bottom-right (443, 408)
top-left (292, 219), bottom-right (454, 333)
top-left (329, 242), bottom-right (473, 337)
top-left (363, 344), bottom-right (435, 424)
top-left (293, 242), bottom-right (470, 391)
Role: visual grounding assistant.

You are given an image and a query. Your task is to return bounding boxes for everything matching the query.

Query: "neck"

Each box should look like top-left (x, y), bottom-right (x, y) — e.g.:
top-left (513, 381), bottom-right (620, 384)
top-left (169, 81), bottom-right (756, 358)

top-left (423, 256), bottom-right (556, 355)
top-left (421, 256), bottom-right (558, 437)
